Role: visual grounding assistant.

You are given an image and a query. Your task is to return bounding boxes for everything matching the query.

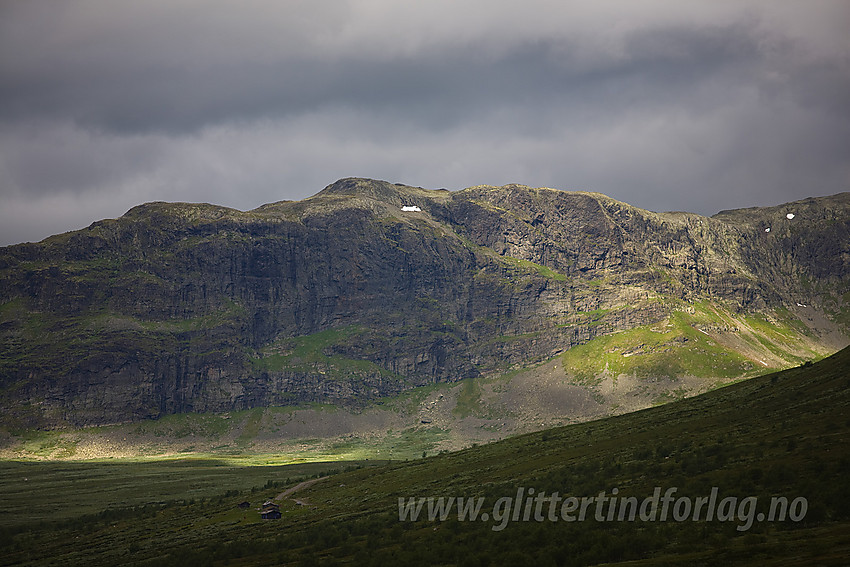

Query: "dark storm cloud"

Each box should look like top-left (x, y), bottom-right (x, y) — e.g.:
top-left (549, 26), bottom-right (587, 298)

top-left (0, 13), bottom-right (765, 134)
top-left (1, 1), bottom-right (848, 245)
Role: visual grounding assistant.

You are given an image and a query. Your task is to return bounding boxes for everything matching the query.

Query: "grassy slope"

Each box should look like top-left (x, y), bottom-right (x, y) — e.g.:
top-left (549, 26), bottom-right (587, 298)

top-left (561, 301), bottom-right (826, 383)
top-left (1, 347), bottom-right (848, 565)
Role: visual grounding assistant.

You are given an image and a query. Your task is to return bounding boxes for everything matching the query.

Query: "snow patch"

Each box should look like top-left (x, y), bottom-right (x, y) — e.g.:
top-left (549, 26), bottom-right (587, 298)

top-left (786, 213), bottom-right (795, 219)
top-left (401, 205), bottom-right (422, 212)
top-left (765, 227), bottom-right (771, 232)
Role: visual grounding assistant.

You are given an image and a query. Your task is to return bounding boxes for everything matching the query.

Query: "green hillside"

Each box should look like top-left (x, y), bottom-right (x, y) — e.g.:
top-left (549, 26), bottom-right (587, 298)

top-left (2, 347), bottom-right (848, 565)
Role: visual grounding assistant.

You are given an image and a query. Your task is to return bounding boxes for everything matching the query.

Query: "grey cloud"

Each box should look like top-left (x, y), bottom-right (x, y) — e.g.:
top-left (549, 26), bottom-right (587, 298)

top-left (1, 1), bottom-right (848, 246)
top-left (0, 6), bottom-right (775, 134)
top-left (0, 122), bottom-right (168, 198)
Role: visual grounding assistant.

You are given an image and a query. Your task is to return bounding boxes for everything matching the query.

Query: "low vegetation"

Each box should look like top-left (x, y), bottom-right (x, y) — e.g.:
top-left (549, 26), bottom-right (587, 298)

top-left (250, 326), bottom-right (400, 381)
top-left (1, 347), bottom-right (847, 565)
top-left (561, 302), bottom-right (824, 383)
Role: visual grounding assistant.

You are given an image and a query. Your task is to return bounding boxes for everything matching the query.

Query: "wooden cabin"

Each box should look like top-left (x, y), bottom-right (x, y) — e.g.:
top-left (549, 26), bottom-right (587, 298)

top-left (261, 501), bottom-right (281, 520)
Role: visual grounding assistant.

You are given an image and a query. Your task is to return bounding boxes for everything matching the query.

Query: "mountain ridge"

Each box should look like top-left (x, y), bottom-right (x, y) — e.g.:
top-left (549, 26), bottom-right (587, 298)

top-left (1, 178), bottom-right (847, 429)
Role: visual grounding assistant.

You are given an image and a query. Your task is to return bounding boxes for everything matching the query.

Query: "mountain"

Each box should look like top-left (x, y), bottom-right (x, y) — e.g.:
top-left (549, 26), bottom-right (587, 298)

top-left (1, 178), bottom-right (848, 428)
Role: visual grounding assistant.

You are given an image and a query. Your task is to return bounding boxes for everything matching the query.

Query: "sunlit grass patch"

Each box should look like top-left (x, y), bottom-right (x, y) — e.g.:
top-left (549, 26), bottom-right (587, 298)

top-left (561, 309), bottom-right (756, 381)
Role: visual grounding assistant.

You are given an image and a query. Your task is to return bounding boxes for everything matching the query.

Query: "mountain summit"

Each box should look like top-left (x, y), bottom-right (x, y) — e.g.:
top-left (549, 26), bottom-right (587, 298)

top-left (1, 179), bottom-right (848, 427)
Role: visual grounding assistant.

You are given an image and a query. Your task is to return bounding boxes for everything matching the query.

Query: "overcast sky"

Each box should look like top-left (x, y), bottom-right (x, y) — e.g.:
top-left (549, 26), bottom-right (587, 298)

top-left (1, 1), bottom-right (848, 245)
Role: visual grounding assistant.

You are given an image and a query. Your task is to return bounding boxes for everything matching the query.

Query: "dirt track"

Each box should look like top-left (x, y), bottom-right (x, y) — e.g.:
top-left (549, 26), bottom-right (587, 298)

top-left (275, 476), bottom-right (329, 503)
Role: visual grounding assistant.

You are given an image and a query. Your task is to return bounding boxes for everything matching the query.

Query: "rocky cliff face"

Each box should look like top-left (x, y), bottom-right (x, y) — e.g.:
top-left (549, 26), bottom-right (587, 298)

top-left (1, 178), bottom-right (848, 427)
